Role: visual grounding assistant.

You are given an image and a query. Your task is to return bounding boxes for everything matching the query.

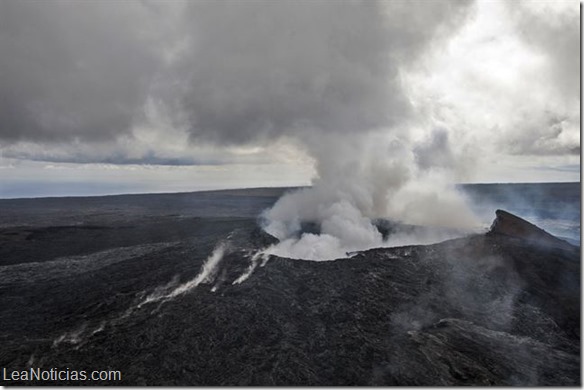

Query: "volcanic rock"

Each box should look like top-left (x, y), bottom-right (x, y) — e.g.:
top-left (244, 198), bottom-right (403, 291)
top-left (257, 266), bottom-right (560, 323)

top-left (489, 209), bottom-right (576, 251)
top-left (0, 194), bottom-right (579, 386)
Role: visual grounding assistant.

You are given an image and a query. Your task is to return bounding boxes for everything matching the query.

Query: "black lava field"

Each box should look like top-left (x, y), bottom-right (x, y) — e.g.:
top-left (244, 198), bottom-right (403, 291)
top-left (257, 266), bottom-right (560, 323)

top-left (0, 183), bottom-right (580, 385)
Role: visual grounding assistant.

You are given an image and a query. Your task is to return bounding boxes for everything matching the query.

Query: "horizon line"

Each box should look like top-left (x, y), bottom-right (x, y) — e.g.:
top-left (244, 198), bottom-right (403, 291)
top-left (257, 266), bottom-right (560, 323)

top-left (0, 181), bottom-right (580, 201)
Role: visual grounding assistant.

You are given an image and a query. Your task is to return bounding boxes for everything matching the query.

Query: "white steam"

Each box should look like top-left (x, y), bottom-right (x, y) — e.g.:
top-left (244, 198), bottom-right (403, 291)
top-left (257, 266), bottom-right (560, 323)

top-left (139, 242), bottom-right (226, 306)
top-left (232, 251), bottom-right (267, 285)
top-left (261, 133), bottom-right (481, 261)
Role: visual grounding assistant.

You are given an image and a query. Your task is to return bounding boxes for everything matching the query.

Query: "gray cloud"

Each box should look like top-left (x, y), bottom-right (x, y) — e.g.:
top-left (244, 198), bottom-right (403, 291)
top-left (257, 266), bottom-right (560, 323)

top-left (499, 0), bottom-right (580, 156)
top-left (1, 151), bottom-right (223, 167)
top-left (508, 0), bottom-right (579, 103)
top-left (2, 0), bottom-right (575, 171)
top-left (506, 114), bottom-right (580, 156)
top-left (0, 0), bottom-right (475, 155)
top-left (161, 0), bottom-right (474, 146)
top-left (0, 0), bottom-right (166, 143)
top-left (535, 164), bottom-right (581, 173)
top-left (414, 128), bottom-right (456, 171)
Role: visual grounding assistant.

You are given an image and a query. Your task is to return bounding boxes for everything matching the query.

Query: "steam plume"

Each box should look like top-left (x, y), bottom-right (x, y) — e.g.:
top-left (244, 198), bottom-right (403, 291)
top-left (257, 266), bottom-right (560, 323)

top-left (160, 1), bottom-right (481, 259)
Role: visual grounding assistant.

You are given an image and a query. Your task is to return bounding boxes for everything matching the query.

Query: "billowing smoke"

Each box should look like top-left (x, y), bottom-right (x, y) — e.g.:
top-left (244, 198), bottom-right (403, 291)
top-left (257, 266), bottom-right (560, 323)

top-left (7, 1), bottom-right (577, 259)
top-left (260, 133), bottom-right (480, 260)
top-left (157, 0), bottom-right (482, 259)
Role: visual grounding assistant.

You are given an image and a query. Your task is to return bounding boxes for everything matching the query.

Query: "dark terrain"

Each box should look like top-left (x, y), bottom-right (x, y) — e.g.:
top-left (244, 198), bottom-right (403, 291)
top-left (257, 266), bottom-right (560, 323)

top-left (0, 183), bottom-right (580, 385)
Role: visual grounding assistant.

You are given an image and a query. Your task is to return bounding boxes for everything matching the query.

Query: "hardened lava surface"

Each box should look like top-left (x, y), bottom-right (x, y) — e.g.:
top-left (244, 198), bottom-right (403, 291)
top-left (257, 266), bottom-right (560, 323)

top-left (0, 186), bottom-right (580, 385)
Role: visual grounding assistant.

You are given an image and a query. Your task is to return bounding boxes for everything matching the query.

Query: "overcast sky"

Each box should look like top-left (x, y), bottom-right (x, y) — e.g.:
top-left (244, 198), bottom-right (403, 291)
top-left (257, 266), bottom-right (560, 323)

top-left (0, 0), bottom-right (579, 198)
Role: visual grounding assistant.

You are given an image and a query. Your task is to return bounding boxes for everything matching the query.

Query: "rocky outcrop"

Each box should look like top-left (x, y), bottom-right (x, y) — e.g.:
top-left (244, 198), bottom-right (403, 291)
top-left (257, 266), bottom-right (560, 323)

top-left (488, 209), bottom-right (576, 251)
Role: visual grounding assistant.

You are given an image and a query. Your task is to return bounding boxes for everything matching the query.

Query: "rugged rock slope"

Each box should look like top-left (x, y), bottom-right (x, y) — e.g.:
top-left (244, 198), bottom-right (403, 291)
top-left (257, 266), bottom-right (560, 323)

top-left (490, 209), bottom-right (577, 251)
top-left (0, 210), bottom-right (579, 385)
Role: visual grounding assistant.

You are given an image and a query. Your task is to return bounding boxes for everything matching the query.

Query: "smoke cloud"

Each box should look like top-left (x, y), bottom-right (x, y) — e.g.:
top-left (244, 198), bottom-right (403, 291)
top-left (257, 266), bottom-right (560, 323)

top-left (195, 1), bottom-right (481, 260)
top-left (155, 1), bottom-right (471, 145)
top-left (1, 1), bottom-right (578, 256)
top-left (156, 0), bottom-right (480, 259)
top-left (0, 0), bottom-right (172, 143)
top-left (1, 0), bottom-right (577, 163)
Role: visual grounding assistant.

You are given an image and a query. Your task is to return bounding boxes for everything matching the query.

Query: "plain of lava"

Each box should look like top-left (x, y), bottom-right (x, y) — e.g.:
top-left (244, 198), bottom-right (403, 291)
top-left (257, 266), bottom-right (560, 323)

top-left (0, 185), bottom-right (579, 386)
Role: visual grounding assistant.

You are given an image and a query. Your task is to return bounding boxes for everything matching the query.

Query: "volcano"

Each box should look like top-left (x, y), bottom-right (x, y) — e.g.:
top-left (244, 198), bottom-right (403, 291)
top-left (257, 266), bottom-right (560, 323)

top-left (0, 186), bottom-right (580, 386)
